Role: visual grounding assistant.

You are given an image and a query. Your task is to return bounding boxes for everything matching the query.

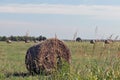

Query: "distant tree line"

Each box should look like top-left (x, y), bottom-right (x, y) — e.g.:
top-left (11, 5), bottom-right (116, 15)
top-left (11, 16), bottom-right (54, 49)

top-left (0, 35), bottom-right (47, 41)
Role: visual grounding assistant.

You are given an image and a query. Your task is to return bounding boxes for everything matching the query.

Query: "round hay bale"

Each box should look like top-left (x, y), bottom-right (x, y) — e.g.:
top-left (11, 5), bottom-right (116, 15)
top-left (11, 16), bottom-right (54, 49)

top-left (76, 37), bottom-right (82, 42)
top-left (90, 40), bottom-right (96, 44)
top-left (6, 40), bottom-right (12, 43)
top-left (104, 40), bottom-right (112, 44)
top-left (25, 38), bottom-right (71, 74)
top-left (34, 40), bottom-right (39, 43)
top-left (25, 40), bottom-right (30, 43)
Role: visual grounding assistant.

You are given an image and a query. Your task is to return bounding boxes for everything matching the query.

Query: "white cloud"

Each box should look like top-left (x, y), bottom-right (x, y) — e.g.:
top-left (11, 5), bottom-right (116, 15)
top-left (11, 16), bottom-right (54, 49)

top-left (0, 4), bottom-right (120, 19)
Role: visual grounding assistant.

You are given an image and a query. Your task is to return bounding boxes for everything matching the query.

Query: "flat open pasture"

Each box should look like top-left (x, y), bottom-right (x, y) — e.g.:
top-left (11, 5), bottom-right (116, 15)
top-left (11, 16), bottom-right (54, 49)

top-left (0, 41), bottom-right (120, 80)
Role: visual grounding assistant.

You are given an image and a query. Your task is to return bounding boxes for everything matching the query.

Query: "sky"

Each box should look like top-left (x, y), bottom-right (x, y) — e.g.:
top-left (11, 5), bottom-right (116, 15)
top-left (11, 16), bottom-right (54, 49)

top-left (0, 0), bottom-right (120, 39)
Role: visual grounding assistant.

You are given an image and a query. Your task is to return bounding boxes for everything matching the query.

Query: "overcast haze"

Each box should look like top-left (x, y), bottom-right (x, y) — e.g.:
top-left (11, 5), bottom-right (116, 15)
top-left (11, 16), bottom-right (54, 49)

top-left (0, 0), bottom-right (120, 39)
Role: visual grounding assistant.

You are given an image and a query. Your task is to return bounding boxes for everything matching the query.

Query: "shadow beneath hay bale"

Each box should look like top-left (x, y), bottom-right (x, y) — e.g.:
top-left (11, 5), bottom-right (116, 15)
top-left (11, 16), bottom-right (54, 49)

top-left (6, 72), bottom-right (48, 78)
top-left (6, 72), bottom-right (31, 78)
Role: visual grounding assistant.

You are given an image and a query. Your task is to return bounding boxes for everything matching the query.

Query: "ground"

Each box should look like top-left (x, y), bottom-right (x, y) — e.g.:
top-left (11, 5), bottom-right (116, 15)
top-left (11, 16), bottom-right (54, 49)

top-left (0, 41), bottom-right (120, 80)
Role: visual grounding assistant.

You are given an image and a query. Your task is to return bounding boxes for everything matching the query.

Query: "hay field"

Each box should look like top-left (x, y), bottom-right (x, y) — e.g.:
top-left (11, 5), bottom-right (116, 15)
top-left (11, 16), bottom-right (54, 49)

top-left (0, 41), bottom-right (120, 80)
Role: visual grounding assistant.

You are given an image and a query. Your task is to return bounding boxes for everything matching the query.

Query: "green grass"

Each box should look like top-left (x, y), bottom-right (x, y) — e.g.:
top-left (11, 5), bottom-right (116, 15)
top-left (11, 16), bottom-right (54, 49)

top-left (0, 41), bottom-right (120, 80)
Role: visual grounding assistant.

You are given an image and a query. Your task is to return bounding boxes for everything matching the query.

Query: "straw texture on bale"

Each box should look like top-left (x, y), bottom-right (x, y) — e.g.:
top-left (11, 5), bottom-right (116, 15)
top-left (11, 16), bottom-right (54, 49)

top-left (25, 38), bottom-right (71, 74)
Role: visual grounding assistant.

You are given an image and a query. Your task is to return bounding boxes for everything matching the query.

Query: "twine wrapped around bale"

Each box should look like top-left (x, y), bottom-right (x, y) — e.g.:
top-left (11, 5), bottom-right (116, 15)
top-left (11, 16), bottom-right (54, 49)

top-left (25, 38), bottom-right (71, 74)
